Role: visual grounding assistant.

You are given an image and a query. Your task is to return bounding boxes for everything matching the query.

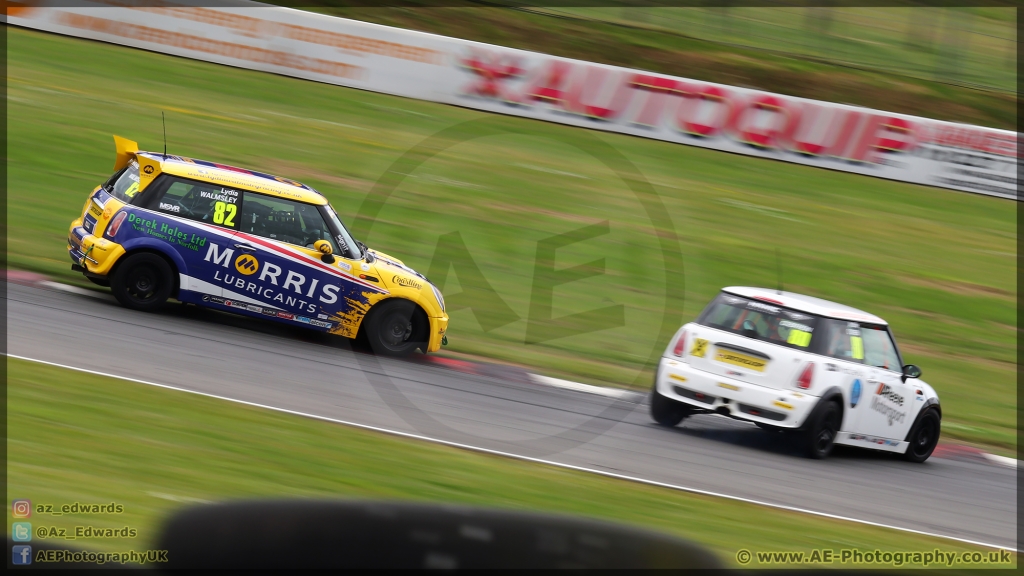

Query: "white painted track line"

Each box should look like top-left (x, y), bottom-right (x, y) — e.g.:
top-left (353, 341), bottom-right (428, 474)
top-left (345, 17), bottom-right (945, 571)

top-left (529, 373), bottom-right (642, 401)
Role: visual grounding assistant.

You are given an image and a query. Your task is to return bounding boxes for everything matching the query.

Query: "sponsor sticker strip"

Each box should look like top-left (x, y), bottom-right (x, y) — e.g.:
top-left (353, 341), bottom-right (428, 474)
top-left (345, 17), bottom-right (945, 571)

top-left (202, 294), bottom-right (334, 330)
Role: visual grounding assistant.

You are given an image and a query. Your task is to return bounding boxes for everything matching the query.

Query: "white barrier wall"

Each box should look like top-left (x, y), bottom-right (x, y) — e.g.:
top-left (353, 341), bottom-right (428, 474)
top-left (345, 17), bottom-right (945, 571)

top-left (7, 0), bottom-right (1018, 200)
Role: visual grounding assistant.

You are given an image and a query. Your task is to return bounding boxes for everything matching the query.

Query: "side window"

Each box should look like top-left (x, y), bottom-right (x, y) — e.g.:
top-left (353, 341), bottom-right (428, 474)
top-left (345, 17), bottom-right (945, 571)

top-left (109, 161), bottom-right (142, 203)
top-left (821, 320), bottom-right (864, 363)
top-left (151, 178), bottom-right (240, 228)
top-left (239, 192), bottom-right (336, 251)
top-left (861, 326), bottom-right (901, 371)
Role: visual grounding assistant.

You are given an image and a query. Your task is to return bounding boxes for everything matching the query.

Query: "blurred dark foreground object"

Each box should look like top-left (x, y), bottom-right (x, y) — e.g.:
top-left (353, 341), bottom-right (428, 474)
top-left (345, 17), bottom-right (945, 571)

top-left (156, 499), bottom-right (724, 569)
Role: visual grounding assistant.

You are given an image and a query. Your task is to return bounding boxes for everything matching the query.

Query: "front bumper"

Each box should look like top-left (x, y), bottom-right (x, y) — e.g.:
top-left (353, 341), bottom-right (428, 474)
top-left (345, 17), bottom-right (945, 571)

top-left (426, 314), bottom-right (450, 353)
top-left (656, 357), bottom-right (818, 428)
top-left (67, 219), bottom-right (124, 276)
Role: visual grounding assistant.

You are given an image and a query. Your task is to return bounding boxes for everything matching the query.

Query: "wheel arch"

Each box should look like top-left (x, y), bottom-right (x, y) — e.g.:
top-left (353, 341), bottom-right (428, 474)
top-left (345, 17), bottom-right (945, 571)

top-left (356, 296), bottom-right (430, 341)
top-left (800, 386), bottom-right (845, 431)
top-left (110, 244), bottom-right (182, 298)
top-left (904, 399), bottom-right (941, 442)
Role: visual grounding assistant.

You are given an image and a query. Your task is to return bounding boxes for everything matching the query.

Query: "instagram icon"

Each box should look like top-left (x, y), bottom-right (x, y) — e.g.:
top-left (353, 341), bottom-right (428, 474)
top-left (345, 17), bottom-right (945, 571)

top-left (12, 499), bottom-right (31, 518)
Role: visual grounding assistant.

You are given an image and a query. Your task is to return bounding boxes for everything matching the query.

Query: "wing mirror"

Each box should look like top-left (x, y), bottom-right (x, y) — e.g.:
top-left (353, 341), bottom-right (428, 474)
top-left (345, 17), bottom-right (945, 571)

top-left (901, 364), bottom-right (922, 383)
top-left (314, 240), bottom-right (335, 264)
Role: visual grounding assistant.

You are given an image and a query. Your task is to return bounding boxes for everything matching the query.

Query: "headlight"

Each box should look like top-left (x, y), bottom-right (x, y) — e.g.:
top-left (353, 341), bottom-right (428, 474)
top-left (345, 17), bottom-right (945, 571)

top-left (430, 283), bottom-right (445, 312)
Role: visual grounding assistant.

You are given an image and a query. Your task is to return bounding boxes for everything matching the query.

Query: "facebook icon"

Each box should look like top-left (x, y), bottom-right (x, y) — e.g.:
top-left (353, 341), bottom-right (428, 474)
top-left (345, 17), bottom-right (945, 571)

top-left (12, 545), bottom-right (32, 565)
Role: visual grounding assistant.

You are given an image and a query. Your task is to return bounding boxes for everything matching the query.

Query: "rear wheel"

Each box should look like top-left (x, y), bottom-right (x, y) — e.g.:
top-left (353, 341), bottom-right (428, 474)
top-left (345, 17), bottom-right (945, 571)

top-left (803, 401), bottom-right (840, 459)
top-left (110, 253), bottom-right (173, 311)
top-left (363, 299), bottom-right (428, 357)
top-left (650, 388), bottom-right (693, 427)
top-left (903, 409), bottom-right (940, 463)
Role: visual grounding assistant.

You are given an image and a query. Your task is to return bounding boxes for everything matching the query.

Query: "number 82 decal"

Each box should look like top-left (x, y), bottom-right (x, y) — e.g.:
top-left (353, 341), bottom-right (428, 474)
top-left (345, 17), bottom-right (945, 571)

top-left (213, 201), bottom-right (236, 227)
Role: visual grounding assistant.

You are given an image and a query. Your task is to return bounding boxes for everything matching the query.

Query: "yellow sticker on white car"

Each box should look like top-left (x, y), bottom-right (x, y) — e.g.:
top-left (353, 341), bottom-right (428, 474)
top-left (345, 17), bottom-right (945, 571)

top-left (691, 338), bottom-right (709, 358)
top-left (716, 382), bottom-right (739, 391)
top-left (714, 349), bottom-right (767, 372)
top-left (786, 329), bottom-right (812, 347)
top-left (851, 336), bottom-right (864, 360)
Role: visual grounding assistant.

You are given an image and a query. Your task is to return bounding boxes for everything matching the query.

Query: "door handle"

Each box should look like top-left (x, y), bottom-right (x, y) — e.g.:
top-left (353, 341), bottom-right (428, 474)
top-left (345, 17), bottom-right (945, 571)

top-left (234, 243), bottom-right (257, 252)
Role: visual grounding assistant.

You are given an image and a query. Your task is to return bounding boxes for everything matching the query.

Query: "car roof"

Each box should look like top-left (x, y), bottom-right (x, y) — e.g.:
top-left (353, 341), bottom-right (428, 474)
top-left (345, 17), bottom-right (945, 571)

top-left (722, 286), bottom-right (888, 325)
top-left (137, 151), bottom-right (328, 205)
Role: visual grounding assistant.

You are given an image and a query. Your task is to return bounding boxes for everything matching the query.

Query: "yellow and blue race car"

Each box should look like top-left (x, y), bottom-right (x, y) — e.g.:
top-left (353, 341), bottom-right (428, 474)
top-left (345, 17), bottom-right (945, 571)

top-left (68, 136), bottom-right (448, 356)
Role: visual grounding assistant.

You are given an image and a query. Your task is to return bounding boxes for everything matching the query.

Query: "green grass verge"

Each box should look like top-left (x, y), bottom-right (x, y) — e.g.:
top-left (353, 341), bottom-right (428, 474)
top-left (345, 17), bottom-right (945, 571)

top-left (6, 27), bottom-right (1015, 450)
top-left (7, 358), bottom-right (1016, 569)
top-left (537, 6), bottom-right (1017, 94)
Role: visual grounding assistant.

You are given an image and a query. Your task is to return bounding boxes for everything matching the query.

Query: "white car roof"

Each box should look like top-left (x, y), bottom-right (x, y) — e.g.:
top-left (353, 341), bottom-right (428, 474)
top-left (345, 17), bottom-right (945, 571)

top-left (722, 287), bottom-right (888, 325)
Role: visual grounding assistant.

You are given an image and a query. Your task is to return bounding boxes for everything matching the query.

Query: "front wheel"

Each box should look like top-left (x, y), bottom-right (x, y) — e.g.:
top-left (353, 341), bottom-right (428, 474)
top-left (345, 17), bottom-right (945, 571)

top-left (650, 389), bottom-right (693, 427)
top-left (802, 401), bottom-right (840, 459)
top-left (110, 253), bottom-right (174, 311)
top-left (903, 409), bottom-right (940, 463)
top-left (363, 299), bottom-right (428, 357)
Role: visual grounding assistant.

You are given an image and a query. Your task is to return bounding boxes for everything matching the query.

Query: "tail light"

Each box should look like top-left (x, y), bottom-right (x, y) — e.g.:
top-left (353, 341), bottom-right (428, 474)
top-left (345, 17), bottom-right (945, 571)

top-left (105, 211), bottom-right (127, 239)
top-left (795, 362), bottom-right (814, 389)
top-left (672, 330), bottom-right (687, 357)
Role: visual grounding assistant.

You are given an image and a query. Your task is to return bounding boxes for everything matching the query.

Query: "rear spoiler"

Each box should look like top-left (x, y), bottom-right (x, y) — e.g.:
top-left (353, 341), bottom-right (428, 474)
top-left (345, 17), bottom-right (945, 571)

top-left (113, 135), bottom-right (139, 171)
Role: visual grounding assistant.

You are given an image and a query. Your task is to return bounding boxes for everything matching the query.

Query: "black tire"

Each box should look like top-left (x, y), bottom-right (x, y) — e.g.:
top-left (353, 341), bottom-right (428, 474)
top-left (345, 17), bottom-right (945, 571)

top-left (802, 401), bottom-right (840, 459)
top-left (86, 275), bottom-right (110, 287)
top-left (903, 409), bottom-right (940, 463)
top-left (650, 389), bottom-right (693, 427)
top-left (110, 253), bottom-right (174, 311)
top-left (363, 299), bottom-right (428, 357)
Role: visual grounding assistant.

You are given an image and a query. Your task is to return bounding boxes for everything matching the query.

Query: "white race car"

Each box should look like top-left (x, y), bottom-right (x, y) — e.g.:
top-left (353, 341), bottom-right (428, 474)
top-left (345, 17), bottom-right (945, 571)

top-left (651, 287), bottom-right (941, 462)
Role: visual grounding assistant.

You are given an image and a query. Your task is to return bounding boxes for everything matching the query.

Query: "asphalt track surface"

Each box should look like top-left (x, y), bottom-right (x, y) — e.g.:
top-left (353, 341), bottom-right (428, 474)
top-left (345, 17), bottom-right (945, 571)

top-left (6, 281), bottom-right (1017, 549)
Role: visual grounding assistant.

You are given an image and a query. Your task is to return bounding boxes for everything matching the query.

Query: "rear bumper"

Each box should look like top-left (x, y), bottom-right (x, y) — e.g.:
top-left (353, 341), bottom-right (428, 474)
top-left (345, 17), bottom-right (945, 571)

top-left (67, 219), bottom-right (124, 276)
top-left (656, 357), bottom-right (818, 428)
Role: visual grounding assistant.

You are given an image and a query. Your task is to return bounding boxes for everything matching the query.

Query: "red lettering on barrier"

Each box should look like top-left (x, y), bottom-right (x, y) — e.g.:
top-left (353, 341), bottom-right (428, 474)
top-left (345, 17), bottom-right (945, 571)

top-left (460, 50), bottom-right (524, 101)
top-left (827, 111), bottom-right (866, 161)
top-left (846, 114), bottom-right (889, 163)
top-left (676, 85), bottom-right (730, 138)
top-left (923, 125), bottom-right (1017, 157)
top-left (875, 117), bottom-right (914, 153)
top-left (524, 60), bottom-right (573, 105)
top-left (629, 74), bottom-right (690, 127)
top-left (730, 94), bottom-right (790, 149)
top-left (783, 104), bottom-right (844, 156)
top-left (565, 66), bottom-right (635, 121)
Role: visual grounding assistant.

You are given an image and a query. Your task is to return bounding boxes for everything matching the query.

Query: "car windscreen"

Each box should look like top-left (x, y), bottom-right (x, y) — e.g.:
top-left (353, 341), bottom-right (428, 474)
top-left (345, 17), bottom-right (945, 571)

top-left (106, 159), bottom-right (142, 203)
top-left (696, 292), bottom-right (821, 351)
top-left (320, 204), bottom-right (361, 260)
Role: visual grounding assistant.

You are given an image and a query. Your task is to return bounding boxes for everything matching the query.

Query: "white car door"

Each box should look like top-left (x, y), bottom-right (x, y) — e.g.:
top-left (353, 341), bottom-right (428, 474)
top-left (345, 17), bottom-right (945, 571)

top-left (850, 325), bottom-right (915, 441)
top-left (816, 320), bottom-right (869, 431)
